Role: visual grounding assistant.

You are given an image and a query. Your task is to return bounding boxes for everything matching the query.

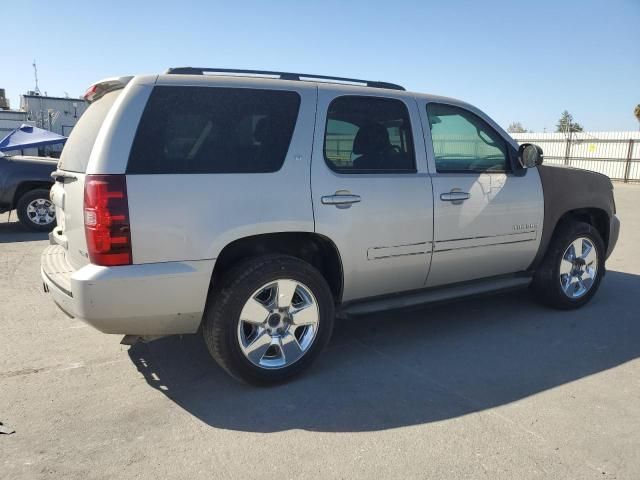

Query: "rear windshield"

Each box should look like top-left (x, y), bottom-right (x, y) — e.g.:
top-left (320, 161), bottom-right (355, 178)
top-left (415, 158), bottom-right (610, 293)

top-left (126, 86), bottom-right (301, 174)
top-left (58, 90), bottom-right (121, 173)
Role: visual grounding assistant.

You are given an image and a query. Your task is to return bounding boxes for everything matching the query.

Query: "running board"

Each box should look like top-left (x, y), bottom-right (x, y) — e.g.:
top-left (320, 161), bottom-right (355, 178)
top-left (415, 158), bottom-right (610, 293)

top-left (339, 274), bottom-right (533, 316)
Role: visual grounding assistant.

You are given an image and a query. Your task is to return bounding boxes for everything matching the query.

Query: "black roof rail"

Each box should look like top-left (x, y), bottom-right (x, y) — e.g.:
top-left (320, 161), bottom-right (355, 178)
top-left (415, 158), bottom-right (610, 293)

top-left (165, 67), bottom-right (405, 91)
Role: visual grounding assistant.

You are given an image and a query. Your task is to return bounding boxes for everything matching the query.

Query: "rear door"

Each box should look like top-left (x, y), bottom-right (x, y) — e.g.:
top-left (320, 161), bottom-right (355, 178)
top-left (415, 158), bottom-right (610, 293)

top-left (50, 89), bottom-right (124, 270)
top-left (311, 87), bottom-right (433, 302)
top-left (123, 79), bottom-right (317, 264)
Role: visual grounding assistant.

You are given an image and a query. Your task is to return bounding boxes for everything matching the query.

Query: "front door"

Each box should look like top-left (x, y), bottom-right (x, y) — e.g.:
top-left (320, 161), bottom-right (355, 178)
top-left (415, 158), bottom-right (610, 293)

top-left (311, 88), bottom-right (433, 302)
top-left (419, 102), bottom-right (544, 287)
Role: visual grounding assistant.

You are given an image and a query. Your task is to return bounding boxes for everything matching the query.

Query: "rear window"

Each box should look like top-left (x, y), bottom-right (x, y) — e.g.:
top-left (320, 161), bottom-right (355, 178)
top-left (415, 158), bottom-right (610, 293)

top-left (127, 86), bottom-right (301, 174)
top-left (58, 90), bottom-right (121, 173)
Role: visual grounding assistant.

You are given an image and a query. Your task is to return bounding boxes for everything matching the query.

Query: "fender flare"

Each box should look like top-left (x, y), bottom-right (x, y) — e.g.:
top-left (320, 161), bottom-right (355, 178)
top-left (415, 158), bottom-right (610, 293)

top-left (529, 165), bottom-right (616, 269)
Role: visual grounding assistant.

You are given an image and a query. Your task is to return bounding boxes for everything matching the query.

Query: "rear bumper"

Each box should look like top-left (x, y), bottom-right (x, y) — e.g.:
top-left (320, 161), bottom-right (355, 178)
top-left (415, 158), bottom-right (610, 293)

top-left (606, 214), bottom-right (620, 259)
top-left (41, 245), bottom-right (215, 335)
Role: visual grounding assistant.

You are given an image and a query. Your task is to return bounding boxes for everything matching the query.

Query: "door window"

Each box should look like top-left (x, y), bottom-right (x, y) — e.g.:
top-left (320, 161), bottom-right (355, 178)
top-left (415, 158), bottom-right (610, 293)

top-left (426, 103), bottom-right (509, 173)
top-left (324, 96), bottom-right (416, 173)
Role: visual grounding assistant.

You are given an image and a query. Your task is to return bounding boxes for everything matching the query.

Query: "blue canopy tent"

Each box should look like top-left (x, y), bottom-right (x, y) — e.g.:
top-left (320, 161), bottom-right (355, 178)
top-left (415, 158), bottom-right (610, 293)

top-left (0, 124), bottom-right (67, 153)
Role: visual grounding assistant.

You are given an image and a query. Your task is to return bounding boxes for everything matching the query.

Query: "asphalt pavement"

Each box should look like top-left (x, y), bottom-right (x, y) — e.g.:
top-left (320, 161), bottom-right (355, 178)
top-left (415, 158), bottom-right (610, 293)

top-left (1, 183), bottom-right (639, 479)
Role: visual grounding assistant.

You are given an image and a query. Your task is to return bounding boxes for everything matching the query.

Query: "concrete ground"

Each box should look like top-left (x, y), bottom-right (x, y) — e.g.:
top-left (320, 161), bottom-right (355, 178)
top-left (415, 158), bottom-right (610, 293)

top-left (1, 184), bottom-right (639, 480)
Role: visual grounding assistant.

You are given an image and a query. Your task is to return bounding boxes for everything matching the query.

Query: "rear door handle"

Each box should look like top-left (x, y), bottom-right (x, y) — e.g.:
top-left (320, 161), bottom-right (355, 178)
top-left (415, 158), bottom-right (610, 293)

top-left (321, 192), bottom-right (361, 208)
top-left (51, 170), bottom-right (77, 183)
top-left (440, 191), bottom-right (470, 204)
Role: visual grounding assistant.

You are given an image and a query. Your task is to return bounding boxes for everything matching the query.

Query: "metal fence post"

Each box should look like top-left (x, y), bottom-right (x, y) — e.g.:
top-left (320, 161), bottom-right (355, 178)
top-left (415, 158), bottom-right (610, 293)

top-left (564, 131), bottom-right (572, 166)
top-left (624, 139), bottom-right (634, 183)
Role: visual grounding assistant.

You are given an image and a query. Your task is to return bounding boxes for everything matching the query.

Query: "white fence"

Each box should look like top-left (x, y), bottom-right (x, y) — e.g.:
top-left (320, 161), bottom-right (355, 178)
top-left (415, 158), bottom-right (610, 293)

top-left (511, 131), bottom-right (640, 183)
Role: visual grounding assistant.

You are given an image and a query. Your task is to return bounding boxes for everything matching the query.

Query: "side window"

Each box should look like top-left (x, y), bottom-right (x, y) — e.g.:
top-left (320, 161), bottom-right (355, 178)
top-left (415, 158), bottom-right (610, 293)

top-left (324, 96), bottom-right (416, 173)
top-left (426, 103), bottom-right (509, 173)
top-left (127, 86), bottom-right (300, 174)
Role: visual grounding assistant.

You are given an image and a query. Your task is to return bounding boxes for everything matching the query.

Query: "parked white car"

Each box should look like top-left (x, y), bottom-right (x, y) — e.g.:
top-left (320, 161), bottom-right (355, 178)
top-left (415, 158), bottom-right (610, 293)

top-left (42, 68), bottom-right (620, 385)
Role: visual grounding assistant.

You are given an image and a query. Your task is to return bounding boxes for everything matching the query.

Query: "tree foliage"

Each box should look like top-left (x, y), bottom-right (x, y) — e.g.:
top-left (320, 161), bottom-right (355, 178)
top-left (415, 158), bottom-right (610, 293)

top-left (507, 122), bottom-right (528, 133)
top-left (556, 110), bottom-right (583, 133)
top-left (634, 104), bottom-right (640, 124)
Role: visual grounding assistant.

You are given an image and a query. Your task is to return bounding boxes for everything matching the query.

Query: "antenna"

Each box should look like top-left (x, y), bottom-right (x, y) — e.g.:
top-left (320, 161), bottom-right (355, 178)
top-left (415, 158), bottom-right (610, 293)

top-left (32, 60), bottom-right (41, 95)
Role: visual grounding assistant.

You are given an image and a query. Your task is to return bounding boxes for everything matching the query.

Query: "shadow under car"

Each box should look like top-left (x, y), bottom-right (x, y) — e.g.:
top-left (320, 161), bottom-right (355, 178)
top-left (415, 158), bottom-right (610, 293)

top-left (128, 270), bottom-right (640, 433)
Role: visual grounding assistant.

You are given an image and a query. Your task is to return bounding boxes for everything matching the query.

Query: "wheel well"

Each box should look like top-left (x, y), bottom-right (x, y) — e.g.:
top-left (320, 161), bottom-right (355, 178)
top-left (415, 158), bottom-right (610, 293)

top-left (212, 233), bottom-right (343, 302)
top-left (12, 181), bottom-right (53, 208)
top-left (557, 208), bottom-right (610, 248)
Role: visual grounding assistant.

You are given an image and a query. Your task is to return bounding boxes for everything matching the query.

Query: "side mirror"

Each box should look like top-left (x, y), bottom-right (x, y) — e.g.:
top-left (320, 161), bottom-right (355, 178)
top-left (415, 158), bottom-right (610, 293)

top-left (518, 143), bottom-right (543, 168)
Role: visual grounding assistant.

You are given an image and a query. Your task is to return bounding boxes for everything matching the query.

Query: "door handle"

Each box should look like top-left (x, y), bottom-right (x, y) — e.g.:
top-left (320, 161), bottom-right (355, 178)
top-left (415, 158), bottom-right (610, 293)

top-left (321, 191), bottom-right (361, 208)
top-left (440, 191), bottom-right (470, 204)
top-left (51, 170), bottom-right (77, 183)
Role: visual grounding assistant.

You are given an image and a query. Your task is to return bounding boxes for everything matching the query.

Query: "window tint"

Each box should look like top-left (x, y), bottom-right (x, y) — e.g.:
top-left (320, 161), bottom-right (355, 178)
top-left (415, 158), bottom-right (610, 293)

top-left (127, 87), bottom-right (300, 174)
top-left (324, 96), bottom-right (415, 173)
top-left (58, 89), bottom-right (120, 173)
top-left (426, 103), bottom-right (508, 173)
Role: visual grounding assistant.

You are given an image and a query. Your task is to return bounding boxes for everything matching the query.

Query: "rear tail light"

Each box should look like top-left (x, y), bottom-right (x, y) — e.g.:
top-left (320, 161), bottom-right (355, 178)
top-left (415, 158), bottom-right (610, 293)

top-left (84, 175), bottom-right (132, 266)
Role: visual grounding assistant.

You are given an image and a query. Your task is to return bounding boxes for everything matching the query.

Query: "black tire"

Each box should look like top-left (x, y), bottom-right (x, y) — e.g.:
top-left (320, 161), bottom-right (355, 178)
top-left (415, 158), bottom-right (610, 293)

top-left (532, 221), bottom-right (605, 309)
top-left (202, 255), bottom-right (335, 386)
top-left (16, 188), bottom-right (56, 232)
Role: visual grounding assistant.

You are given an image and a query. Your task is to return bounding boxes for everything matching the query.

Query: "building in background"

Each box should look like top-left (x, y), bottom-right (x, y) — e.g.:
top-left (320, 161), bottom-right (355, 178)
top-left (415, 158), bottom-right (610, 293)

top-left (0, 88), bottom-right (87, 157)
top-left (20, 92), bottom-right (88, 137)
top-left (0, 109), bottom-right (30, 137)
top-left (0, 88), bottom-right (10, 110)
top-left (1, 88), bottom-right (34, 153)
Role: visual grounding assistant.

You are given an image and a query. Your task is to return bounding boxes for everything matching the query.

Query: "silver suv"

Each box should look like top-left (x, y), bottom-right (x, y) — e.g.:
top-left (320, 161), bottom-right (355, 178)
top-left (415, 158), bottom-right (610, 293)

top-left (42, 68), bottom-right (620, 385)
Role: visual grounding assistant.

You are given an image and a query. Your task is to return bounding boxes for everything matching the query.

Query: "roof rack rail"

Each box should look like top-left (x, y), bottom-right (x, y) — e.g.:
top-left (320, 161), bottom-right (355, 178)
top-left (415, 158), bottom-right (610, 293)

top-left (165, 67), bottom-right (405, 91)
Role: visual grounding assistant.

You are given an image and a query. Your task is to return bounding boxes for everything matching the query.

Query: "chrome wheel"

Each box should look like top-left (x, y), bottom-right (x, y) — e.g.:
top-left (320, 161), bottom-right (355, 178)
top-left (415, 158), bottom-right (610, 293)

top-left (237, 279), bottom-right (319, 369)
top-left (26, 198), bottom-right (55, 225)
top-left (559, 237), bottom-right (598, 299)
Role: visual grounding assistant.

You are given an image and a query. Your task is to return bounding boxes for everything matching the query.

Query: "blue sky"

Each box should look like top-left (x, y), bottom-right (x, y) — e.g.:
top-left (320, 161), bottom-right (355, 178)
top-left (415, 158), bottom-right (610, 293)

top-left (2, 0), bottom-right (639, 131)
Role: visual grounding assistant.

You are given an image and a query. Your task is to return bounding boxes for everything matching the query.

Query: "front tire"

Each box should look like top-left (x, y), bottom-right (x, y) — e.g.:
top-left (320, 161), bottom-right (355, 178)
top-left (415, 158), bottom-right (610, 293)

top-left (16, 188), bottom-right (56, 232)
top-left (532, 221), bottom-right (605, 309)
top-left (202, 255), bottom-right (335, 386)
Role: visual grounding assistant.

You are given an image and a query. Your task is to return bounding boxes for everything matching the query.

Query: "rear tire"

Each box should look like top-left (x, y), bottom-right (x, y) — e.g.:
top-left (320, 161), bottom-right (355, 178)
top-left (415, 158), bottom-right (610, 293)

top-left (202, 255), bottom-right (335, 386)
top-left (16, 188), bottom-right (56, 232)
top-left (532, 221), bottom-right (605, 309)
